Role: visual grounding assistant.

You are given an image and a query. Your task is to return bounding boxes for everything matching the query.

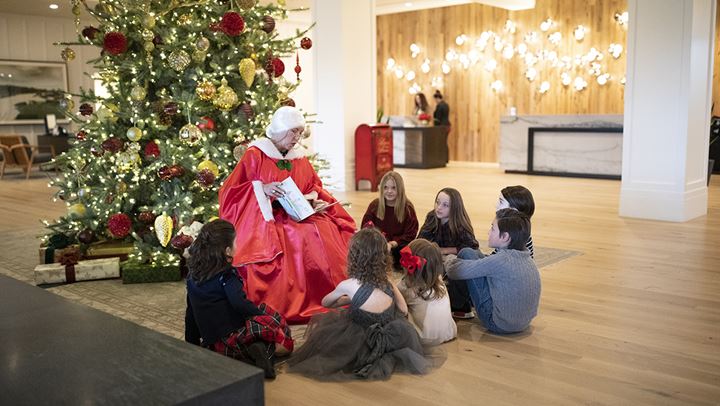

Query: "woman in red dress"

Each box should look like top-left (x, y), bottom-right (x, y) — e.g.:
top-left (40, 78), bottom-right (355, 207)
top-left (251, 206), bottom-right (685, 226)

top-left (219, 106), bottom-right (356, 324)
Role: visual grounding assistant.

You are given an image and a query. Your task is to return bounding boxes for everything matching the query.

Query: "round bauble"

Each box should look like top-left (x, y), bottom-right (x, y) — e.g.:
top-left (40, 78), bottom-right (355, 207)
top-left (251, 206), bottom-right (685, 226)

top-left (197, 116), bottom-right (215, 132)
top-left (79, 103), bottom-right (93, 116)
top-left (239, 102), bottom-right (254, 120)
top-left (192, 49), bottom-right (206, 63)
top-left (144, 141), bottom-right (160, 159)
top-left (126, 126), bottom-right (143, 142)
top-left (143, 15), bottom-right (156, 29)
top-left (103, 31), bottom-right (128, 55)
top-left (137, 211), bottom-right (156, 224)
top-left (101, 137), bottom-right (124, 153)
top-left (169, 164), bottom-right (186, 178)
top-left (179, 123), bottom-right (202, 145)
top-left (144, 41), bottom-right (155, 52)
top-left (195, 80), bottom-right (216, 101)
top-left (168, 50), bottom-right (191, 72)
top-left (77, 228), bottom-right (95, 244)
top-left (220, 12), bottom-right (245, 36)
top-left (196, 169), bottom-right (216, 188)
top-left (68, 203), bottom-right (87, 218)
top-left (197, 160), bottom-right (219, 177)
top-left (61, 47), bottom-right (76, 61)
top-left (261, 16), bottom-right (275, 33)
top-left (171, 233), bottom-right (194, 250)
top-left (300, 37), bottom-right (313, 50)
top-left (233, 144), bottom-right (248, 161)
top-left (195, 37), bottom-right (210, 52)
top-left (107, 213), bottom-right (132, 238)
top-left (130, 86), bottom-right (146, 101)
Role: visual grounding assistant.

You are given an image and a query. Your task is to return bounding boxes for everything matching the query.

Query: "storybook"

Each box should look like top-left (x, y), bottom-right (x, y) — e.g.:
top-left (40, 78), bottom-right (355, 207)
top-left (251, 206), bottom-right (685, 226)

top-left (277, 177), bottom-right (340, 221)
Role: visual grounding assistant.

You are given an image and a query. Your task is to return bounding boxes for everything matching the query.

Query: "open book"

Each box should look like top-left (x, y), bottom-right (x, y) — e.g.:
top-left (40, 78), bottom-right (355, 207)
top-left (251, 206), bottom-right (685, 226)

top-left (277, 177), bottom-right (341, 221)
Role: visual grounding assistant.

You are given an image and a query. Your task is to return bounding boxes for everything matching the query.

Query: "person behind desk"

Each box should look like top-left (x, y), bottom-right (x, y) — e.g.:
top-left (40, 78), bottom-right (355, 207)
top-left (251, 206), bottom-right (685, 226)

top-left (432, 90), bottom-right (450, 126)
top-left (413, 92), bottom-right (429, 117)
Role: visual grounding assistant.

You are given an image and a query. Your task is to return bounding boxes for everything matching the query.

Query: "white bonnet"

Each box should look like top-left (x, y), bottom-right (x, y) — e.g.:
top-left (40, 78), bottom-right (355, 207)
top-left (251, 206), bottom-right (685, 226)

top-left (265, 106), bottom-right (305, 140)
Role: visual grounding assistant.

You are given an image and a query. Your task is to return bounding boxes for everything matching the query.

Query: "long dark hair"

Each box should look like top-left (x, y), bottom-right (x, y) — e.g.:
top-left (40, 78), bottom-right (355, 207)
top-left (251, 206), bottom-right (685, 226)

top-left (414, 92), bottom-right (429, 112)
top-left (187, 219), bottom-right (236, 283)
top-left (495, 208), bottom-right (531, 251)
top-left (420, 188), bottom-right (475, 244)
top-left (403, 239), bottom-right (446, 300)
top-left (347, 228), bottom-right (391, 288)
top-left (501, 185), bottom-right (535, 218)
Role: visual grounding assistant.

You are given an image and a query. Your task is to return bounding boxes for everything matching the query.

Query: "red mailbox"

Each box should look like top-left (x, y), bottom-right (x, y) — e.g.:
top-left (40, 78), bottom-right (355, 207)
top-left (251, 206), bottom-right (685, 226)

top-left (355, 124), bottom-right (393, 192)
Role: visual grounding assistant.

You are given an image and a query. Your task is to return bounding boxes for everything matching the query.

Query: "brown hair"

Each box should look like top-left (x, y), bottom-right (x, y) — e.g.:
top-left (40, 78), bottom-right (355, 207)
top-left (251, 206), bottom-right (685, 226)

top-left (187, 219), bottom-right (235, 283)
top-left (347, 228), bottom-right (391, 288)
top-left (495, 208), bottom-right (531, 251)
top-left (376, 171), bottom-right (413, 223)
top-left (433, 90), bottom-right (443, 100)
top-left (420, 188), bottom-right (475, 243)
top-left (501, 185), bottom-right (535, 218)
top-left (414, 92), bottom-right (429, 112)
top-left (403, 239), bottom-right (446, 300)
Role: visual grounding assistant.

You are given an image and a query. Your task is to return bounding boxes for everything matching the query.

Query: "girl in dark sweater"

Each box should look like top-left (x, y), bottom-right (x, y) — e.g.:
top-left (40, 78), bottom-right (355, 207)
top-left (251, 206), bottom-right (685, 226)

top-left (361, 171), bottom-right (419, 268)
top-left (185, 220), bottom-right (293, 379)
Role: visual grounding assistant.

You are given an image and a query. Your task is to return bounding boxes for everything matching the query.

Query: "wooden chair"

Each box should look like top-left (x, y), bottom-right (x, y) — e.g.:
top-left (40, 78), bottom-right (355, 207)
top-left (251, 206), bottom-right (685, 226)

top-left (0, 135), bottom-right (56, 180)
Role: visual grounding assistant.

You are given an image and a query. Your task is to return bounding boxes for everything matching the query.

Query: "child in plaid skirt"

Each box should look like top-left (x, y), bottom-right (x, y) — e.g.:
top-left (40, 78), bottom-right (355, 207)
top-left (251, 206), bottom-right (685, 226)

top-left (185, 220), bottom-right (293, 379)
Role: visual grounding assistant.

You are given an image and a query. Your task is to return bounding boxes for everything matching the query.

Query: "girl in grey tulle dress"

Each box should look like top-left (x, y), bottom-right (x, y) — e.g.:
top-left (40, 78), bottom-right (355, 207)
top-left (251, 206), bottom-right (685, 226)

top-left (287, 228), bottom-right (444, 380)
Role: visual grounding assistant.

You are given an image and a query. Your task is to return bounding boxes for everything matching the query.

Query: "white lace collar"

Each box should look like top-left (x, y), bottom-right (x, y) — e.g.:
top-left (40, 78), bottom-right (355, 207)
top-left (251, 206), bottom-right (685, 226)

top-left (248, 137), bottom-right (308, 160)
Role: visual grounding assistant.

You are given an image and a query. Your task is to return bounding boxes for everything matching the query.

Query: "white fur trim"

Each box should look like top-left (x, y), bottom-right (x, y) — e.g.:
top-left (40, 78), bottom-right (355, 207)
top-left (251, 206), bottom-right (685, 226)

top-left (252, 180), bottom-right (274, 222)
top-left (248, 137), bottom-right (307, 160)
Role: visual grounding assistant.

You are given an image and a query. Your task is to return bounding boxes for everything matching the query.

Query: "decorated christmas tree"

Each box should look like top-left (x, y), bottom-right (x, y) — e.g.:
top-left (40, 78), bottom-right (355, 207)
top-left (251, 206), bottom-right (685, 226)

top-left (44, 0), bottom-right (313, 272)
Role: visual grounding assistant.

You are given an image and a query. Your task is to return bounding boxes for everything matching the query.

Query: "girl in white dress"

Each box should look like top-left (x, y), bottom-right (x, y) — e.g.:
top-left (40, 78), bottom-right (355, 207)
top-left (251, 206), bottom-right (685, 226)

top-left (397, 239), bottom-right (457, 345)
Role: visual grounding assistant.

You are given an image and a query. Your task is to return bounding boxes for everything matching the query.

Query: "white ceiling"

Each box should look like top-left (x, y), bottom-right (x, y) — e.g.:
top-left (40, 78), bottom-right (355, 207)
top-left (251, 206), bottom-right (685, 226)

top-left (375, 0), bottom-right (536, 15)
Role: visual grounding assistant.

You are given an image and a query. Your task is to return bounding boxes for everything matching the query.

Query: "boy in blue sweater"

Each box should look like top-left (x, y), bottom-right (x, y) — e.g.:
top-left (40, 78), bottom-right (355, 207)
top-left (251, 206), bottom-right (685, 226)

top-left (445, 208), bottom-right (540, 334)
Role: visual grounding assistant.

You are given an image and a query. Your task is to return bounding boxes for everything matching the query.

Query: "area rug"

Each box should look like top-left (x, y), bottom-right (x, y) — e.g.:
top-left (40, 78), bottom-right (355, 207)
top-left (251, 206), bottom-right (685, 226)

top-left (0, 229), bottom-right (580, 342)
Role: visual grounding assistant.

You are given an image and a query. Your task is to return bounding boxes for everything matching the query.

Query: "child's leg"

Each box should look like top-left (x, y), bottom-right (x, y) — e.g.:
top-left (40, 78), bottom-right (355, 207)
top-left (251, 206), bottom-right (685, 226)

top-left (465, 276), bottom-right (509, 334)
top-left (448, 248), bottom-right (484, 314)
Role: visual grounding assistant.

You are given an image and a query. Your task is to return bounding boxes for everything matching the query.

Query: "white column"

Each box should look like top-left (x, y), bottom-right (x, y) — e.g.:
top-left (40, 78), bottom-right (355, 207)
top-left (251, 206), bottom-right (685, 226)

top-left (620, 0), bottom-right (717, 222)
top-left (312, 0), bottom-right (376, 191)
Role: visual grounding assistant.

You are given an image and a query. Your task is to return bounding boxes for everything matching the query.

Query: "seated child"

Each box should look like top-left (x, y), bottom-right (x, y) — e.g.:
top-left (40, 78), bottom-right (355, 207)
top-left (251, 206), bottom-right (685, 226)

top-left (445, 209), bottom-right (541, 334)
top-left (288, 228), bottom-right (441, 380)
top-left (495, 185), bottom-right (535, 257)
top-left (397, 239), bottom-right (457, 345)
top-left (185, 220), bottom-right (293, 379)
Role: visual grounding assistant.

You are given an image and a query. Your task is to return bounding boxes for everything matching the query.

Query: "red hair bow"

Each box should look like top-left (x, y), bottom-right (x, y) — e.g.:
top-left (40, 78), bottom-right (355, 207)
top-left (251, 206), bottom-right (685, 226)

top-left (399, 246), bottom-right (426, 275)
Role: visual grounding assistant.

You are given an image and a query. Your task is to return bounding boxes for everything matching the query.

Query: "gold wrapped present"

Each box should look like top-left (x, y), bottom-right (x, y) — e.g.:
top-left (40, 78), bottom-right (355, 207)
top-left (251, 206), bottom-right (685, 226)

top-left (85, 241), bottom-right (134, 261)
top-left (34, 257), bottom-right (120, 285)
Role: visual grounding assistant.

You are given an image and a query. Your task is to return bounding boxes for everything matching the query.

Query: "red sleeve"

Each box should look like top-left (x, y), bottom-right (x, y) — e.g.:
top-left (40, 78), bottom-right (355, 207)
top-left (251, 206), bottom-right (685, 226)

top-left (361, 199), bottom-right (379, 228)
top-left (397, 203), bottom-right (419, 246)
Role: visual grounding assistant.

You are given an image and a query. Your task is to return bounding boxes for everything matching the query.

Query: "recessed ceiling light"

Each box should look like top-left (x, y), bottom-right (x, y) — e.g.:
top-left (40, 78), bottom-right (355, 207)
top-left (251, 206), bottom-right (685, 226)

top-left (49, 4), bottom-right (59, 9)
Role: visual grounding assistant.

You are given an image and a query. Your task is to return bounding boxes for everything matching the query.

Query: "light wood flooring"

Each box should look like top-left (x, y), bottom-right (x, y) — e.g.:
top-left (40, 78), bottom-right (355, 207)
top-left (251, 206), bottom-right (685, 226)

top-left (1, 165), bottom-right (719, 405)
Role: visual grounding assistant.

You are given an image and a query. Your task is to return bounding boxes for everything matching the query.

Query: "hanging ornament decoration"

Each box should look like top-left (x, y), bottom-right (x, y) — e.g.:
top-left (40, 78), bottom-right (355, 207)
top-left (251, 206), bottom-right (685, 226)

top-left (195, 80), bottom-right (216, 101)
top-left (213, 78), bottom-right (238, 111)
top-left (152, 34), bottom-right (164, 45)
top-left (197, 116), bottom-right (215, 131)
top-left (103, 32), bottom-right (128, 55)
top-left (169, 164), bottom-right (186, 178)
top-left (300, 37), bottom-right (313, 50)
top-left (238, 58), bottom-right (256, 88)
top-left (61, 47), bottom-right (76, 62)
top-left (178, 14), bottom-right (193, 25)
top-left (90, 146), bottom-right (104, 157)
top-left (237, 0), bottom-right (256, 9)
top-left (75, 130), bottom-right (87, 141)
top-left (77, 228), bottom-right (95, 244)
top-left (117, 151), bottom-right (141, 172)
top-left (101, 137), bottom-right (124, 153)
top-left (157, 166), bottom-right (173, 180)
top-left (82, 26), bottom-right (100, 41)
top-left (281, 98), bottom-right (296, 107)
top-left (192, 50), bottom-right (207, 63)
top-left (196, 169), bottom-right (216, 188)
top-left (163, 101), bottom-right (179, 115)
top-left (220, 12), bottom-right (245, 36)
top-left (171, 234), bottom-right (194, 250)
top-left (116, 181), bottom-right (128, 194)
top-left (96, 106), bottom-right (117, 122)
top-left (107, 213), bottom-right (132, 238)
top-left (79, 103), bottom-right (93, 116)
top-left (126, 126), bottom-right (143, 142)
top-left (179, 123), bottom-right (202, 145)
top-left (144, 41), bottom-right (155, 52)
top-left (233, 143), bottom-right (249, 161)
top-left (154, 213), bottom-right (174, 247)
top-left (168, 50), bottom-right (191, 72)
top-left (195, 37), bottom-right (211, 52)
top-left (239, 102), bottom-right (254, 120)
top-left (261, 16), bottom-right (276, 33)
top-left (294, 52), bottom-right (301, 80)
top-left (143, 14), bottom-right (156, 29)
top-left (68, 203), bottom-right (87, 218)
top-left (137, 211), bottom-right (155, 224)
top-left (197, 160), bottom-right (220, 177)
top-left (265, 57), bottom-right (284, 78)
top-left (130, 86), bottom-right (147, 101)
top-left (144, 140), bottom-right (160, 159)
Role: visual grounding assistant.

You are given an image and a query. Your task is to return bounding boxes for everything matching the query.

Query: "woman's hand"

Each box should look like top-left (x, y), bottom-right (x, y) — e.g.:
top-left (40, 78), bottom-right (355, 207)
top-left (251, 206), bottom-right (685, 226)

top-left (312, 199), bottom-right (329, 211)
top-left (262, 182), bottom-right (285, 199)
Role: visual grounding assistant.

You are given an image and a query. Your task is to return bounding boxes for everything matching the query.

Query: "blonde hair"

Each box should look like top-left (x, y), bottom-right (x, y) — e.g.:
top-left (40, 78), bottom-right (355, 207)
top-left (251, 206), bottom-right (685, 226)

top-left (403, 239), bottom-right (446, 300)
top-left (376, 171), bottom-right (412, 223)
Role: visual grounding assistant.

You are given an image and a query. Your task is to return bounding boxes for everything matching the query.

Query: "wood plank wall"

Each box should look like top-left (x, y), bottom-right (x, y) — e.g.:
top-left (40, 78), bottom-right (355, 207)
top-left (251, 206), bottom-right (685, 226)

top-left (378, 0), bottom-right (631, 163)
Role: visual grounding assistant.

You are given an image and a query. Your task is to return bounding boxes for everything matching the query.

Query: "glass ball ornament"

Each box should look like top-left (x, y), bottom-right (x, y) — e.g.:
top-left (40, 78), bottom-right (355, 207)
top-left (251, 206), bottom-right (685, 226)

top-left (143, 15), bottom-right (156, 29)
top-left (195, 80), bottom-right (216, 101)
top-left (192, 49), bottom-right (207, 63)
top-left (179, 123), bottom-right (202, 145)
top-left (197, 160), bottom-right (219, 177)
top-left (168, 50), bottom-right (191, 72)
top-left (61, 47), bottom-right (76, 61)
top-left (130, 86), bottom-right (147, 101)
top-left (213, 78), bottom-right (238, 111)
top-left (126, 126), bottom-right (143, 142)
top-left (144, 41), bottom-right (155, 52)
top-left (195, 37), bottom-right (210, 52)
top-left (300, 37), bottom-right (313, 50)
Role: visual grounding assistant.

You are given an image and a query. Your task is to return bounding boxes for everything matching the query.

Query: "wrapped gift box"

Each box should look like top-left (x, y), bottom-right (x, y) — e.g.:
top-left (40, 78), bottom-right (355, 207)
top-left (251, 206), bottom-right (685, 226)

top-left (85, 241), bottom-right (134, 261)
top-left (39, 245), bottom-right (79, 265)
top-left (34, 257), bottom-right (120, 286)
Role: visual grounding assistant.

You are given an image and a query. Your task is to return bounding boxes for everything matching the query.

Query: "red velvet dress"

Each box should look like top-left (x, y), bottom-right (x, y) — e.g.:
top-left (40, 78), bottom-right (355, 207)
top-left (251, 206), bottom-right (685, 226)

top-left (219, 142), bottom-right (356, 324)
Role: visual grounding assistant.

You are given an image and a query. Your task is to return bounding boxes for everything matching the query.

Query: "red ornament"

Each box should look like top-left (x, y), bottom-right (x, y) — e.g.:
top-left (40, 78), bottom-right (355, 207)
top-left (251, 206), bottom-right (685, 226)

top-left (209, 22), bottom-right (221, 32)
top-left (144, 141), bottom-right (160, 159)
top-left (272, 58), bottom-right (285, 76)
top-left (239, 103), bottom-right (254, 120)
top-left (158, 166), bottom-right (173, 180)
top-left (103, 31), bottom-right (128, 55)
top-left (101, 137), bottom-right (124, 153)
top-left (220, 12), bottom-right (245, 36)
top-left (79, 103), bottom-right (93, 116)
top-left (294, 52), bottom-right (301, 80)
top-left (261, 16), bottom-right (275, 33)
top-left (171, 233), bottom-right (194, 250)
top-left (197, 116), bottom-right (216, 132)
top-left (76, 130), bottom-right (87, 141)
top-left (107, 213), bottom-right (132, 238)
top-left (281, 98), bottom-right (295, 107)
top-left (196, 169), bottom-right (216, 187)
top-left (77, 228), bottom-right (95, 244)
top-left (300, 37), bottom-right (312, 50)
top-left (137, 211), bottom-right (156, 224)
top-left (169, 164), bottom-right (186, 178)
top-left (82, 26), bottom-right (100, 41)
top-left (164, 102), bottom-right (179, 115)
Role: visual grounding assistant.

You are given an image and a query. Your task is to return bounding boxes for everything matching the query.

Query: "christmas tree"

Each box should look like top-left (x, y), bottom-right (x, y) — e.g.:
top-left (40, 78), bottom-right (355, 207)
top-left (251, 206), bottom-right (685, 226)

top-left (45, 0), bottom-right (313, 270)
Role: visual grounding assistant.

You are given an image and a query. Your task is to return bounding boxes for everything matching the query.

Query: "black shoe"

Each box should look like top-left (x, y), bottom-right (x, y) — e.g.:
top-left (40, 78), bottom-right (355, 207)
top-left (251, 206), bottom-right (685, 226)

top-left (247, 342), bottom-right (276, 379)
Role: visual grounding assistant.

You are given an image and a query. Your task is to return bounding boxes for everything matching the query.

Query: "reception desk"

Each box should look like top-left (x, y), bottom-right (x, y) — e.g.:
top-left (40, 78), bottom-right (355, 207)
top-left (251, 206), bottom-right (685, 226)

top-left (392, 126), bottom-right (449, 169)
top-left (500, 115), bottom-right (624, 179)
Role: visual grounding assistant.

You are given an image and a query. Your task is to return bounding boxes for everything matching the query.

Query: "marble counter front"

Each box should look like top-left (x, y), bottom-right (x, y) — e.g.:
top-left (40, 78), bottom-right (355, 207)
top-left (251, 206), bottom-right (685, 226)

top-left (500, 115), bottom-right (624, 178)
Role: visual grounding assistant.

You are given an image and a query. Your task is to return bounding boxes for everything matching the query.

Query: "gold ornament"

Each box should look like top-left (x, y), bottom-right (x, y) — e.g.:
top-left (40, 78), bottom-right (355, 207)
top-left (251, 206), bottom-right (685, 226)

top-left (154, 213), bottom-right (174, 247)
top-left (192, 49), bottom-right (206, 63)
top-left (250, 52), bottom-right (258, 61)
top-left (142, 29), bottom-right (154, 41)
top-left (195, 80), bottom-right (216, 101)
top-left (238, 0), bottom-right (256, 9)
top-left (238, 58), bottom-right (256, 88)
top-left (213, 78), bottom-right (238, 111)
top-left (144, 41), bottom-right (155, 52)
top-left (233, 144), bottom-right (248, 161)
top-left (126, 126), bottom-right (143, 141)
top-left (68, 203), bottom-right (87, 218)
top-left (72, 4), bottom-right (81, 15)
top-left (278, 0), bottom-right (286, 6)
top-left (197, 160), bottom-right (219, 177)
top-left (61, 47), bottom-right (76, 62)
top-left (116, 181), bottom-right (128, 194)
top-left (178, 14), bottom-right (192, 25)
top-left (195, 37), bottom-right (210, 52)
top-left (179, 123), bottom-right (202, 145)
top-left (96, 106), bottom-right (116, 122)
top-left (168, 50), bottom-right (191, 72)
top-left (143, 15), bottom-right (156, 29)
top-left (130, 86), bottom-right (147, 101)
top-left (117, 151), bottom-right (141, 173)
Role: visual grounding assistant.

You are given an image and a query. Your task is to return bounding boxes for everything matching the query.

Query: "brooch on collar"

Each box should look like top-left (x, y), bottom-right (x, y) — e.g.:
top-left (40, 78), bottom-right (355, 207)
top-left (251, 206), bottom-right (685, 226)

top-left (276, 159), bottom-right (292, 171)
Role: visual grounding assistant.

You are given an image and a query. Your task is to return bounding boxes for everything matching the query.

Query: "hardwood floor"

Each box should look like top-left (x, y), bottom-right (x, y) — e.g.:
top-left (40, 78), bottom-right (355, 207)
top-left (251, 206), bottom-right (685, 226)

top-left (1, 166), bottom-right (719, 405)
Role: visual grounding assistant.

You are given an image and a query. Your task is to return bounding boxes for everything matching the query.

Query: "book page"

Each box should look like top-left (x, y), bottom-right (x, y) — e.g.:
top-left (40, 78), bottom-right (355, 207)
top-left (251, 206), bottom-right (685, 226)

top-left (277, 177), bottom-right (315, 221)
